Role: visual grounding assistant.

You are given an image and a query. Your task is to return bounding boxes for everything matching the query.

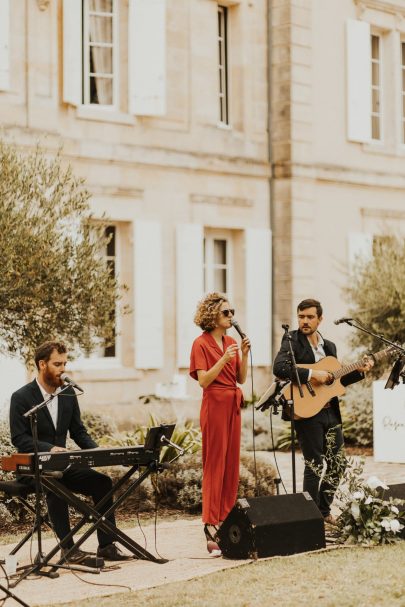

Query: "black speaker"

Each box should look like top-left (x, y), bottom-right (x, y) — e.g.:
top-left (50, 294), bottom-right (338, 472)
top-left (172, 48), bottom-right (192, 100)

top-left (217, 492), bottom-right (326, 559)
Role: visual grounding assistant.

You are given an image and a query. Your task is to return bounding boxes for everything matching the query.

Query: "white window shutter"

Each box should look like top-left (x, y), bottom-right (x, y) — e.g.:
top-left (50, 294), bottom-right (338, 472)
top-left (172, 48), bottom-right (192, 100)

top-left (0, 0), bottom-right (10, 91)
top-left (346, 19), bottom-right (372, 143)
top-left (128, 0), bottom-right (166, 116)
top-left (63, 0), bottom-right (82, 106)
top-left (176, 224), bottom-right (204, 369)
top-left (245, 229), bottom-right (272, 366)
top-left (134, 221), bottom-right (164, 369)
top-left (348, 232), bottom-right (373, 270)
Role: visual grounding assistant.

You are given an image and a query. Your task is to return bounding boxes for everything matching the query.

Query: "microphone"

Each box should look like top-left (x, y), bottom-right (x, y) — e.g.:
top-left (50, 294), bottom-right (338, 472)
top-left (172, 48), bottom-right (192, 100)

top-left (60, 373), bottom-right (84, 392)
top-left (230, 319), bottom-right (246, 339)
top-left (334, 317), bottom-right (353, 325)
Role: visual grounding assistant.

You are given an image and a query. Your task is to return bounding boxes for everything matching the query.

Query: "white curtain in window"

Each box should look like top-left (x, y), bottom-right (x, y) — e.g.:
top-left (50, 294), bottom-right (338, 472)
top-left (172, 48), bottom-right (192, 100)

top-left (88, 0), bottom-right (114, 105)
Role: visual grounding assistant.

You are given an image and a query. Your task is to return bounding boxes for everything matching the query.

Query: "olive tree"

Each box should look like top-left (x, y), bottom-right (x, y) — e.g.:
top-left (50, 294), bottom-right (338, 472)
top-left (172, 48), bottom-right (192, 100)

top-left (0, 141), bottom-right (127, 366)
top-left (346, 234), bottom-right (405, 377)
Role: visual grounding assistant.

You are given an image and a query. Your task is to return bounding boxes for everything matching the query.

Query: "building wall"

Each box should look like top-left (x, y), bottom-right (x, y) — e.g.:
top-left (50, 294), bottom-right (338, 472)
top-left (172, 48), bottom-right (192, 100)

top-left (271, 0), bottom-right (405, 358)
top-left (0, 0), bottom-right (272, 422)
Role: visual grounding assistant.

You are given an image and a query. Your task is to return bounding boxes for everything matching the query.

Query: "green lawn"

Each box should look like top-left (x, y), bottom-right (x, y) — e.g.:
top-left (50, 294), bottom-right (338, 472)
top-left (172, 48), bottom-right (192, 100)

top-left (40, 542), bottom-right (405, 607)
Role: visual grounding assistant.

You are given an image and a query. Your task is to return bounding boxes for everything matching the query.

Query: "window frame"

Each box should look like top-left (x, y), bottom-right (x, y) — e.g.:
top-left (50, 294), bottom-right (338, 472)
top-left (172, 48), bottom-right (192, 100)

top-left (69, 222), bottom-right (122, 371)
top-left (218, 5), bottom-right (230, 126)
top-left (203, 230), bottom-right (233, 300)
top-left (371, 32), bottom-right (383, 142)
top-left (82, 0), bottom-right (119, 109)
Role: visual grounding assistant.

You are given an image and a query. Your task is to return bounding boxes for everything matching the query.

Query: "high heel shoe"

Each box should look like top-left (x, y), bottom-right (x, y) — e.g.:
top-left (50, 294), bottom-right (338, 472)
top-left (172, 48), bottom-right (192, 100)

top-left (204, 524), bottom-right (221, 556)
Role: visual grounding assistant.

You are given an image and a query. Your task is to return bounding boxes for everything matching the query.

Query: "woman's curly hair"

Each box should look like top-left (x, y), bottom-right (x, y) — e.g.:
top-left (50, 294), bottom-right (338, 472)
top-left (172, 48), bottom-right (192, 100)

top-left (194, 292), bottom-right (228, 332)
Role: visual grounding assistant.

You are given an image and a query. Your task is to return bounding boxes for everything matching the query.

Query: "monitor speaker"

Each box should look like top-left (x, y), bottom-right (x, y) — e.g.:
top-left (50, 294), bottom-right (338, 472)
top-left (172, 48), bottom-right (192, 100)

top-left (217, 492), bottom-right (326, 559)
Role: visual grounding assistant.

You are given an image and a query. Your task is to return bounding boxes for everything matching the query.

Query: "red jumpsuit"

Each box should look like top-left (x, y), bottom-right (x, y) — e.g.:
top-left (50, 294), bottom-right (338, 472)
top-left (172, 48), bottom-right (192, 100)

top-left (190, 331), bottom-right (243, 525)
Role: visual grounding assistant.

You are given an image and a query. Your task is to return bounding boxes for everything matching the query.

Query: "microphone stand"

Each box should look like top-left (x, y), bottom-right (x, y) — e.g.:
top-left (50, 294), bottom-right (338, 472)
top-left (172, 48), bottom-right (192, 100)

top-left (18, 384), bottom-right (72, 580)
top-left (341, 319), bottom-right (405, 388)
top-left (282, 324), bottom-right (304, 494)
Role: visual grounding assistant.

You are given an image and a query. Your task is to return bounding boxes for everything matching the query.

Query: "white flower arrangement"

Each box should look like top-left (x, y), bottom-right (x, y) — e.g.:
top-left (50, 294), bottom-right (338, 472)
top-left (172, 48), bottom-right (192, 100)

top-left (338, 473), bottom-right (404, 545)
top-left (307, 430), bottom-right (405, 546)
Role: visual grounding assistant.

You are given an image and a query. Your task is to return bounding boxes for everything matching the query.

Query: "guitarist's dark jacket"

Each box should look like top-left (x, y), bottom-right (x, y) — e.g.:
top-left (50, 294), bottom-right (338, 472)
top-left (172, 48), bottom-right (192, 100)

top-left (273, 330), bottom-right (364, 422)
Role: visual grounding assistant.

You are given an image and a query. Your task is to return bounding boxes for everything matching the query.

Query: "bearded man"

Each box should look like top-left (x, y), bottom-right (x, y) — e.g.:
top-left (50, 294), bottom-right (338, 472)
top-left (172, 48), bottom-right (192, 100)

top-left (9, 340), bottom-right (128, 562)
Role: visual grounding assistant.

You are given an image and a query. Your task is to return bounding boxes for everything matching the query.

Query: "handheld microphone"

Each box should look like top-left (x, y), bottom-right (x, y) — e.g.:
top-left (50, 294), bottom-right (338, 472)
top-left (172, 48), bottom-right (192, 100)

top-left (60, 373), bottom-right (84, 392)
top-left (282, 324), bottom-right (290, 332)
top-left (334, 317), bottom-right (353, 325)
top-left (230, 318), bottom-right (246, 339)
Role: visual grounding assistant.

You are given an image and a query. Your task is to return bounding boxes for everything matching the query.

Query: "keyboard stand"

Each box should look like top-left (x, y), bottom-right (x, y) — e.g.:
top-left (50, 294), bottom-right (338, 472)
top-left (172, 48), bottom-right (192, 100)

top-left (10, 457), bottom-right (168, 588)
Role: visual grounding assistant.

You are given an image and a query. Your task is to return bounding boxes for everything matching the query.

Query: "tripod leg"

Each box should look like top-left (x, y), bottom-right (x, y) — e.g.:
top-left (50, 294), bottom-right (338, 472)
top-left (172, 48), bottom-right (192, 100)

top-left (0, 582), bottom-right (31, 607)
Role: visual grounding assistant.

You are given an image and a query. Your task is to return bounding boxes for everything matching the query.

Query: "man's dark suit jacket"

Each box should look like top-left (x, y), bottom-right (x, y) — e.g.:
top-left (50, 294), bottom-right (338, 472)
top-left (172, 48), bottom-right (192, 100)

top-left (273, 329), bottom-right (364, 422)
top-left (10, 379), bottom-right (97, 453)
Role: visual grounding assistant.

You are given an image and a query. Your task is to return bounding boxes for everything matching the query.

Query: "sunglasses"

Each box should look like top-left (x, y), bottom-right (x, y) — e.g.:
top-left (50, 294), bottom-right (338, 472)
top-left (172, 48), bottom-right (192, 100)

top-left (221, 309), bottom-right (235, 317)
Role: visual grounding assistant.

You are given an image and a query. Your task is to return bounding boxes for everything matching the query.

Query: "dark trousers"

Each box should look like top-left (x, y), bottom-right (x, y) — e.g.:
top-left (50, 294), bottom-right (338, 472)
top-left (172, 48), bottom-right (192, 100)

top-left (45, 468), bottom-right (115, 549)
top-left (294, 407), bottom-right (344, 517)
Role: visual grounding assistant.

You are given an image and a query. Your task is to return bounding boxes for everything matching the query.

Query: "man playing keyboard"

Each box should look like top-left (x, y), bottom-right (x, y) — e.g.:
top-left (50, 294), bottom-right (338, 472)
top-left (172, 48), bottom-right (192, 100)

top-left (9, 340), bottom-right (129, 563)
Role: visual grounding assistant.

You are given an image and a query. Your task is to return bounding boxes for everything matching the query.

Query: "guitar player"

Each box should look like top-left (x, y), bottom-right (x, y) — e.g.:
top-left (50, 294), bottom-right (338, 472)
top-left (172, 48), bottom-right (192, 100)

top-left (9, 340), bottom-right (130, 563)
top-left (273, 299), bottom-right (374, 524)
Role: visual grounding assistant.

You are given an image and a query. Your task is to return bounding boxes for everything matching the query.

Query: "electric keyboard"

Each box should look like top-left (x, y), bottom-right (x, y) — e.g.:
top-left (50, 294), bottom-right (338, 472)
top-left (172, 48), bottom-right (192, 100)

top-left (1, 445), bottom-right (158, 474)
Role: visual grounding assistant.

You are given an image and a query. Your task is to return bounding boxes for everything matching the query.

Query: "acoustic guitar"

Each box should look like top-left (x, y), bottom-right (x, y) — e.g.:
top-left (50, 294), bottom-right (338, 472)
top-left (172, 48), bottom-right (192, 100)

top-left (280, 347), bottom-right (393, 419)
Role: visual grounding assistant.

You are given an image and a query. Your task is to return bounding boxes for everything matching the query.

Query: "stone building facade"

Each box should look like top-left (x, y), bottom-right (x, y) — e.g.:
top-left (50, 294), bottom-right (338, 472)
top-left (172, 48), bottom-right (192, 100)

top-left (0, 0), bottom-right (404, 421)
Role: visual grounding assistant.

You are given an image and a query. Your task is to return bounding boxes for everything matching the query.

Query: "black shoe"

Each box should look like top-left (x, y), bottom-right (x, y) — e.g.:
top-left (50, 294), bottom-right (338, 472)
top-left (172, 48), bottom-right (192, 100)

top-left (60, 547), bottom-right (94, 564)
top-left (204, 524), bottom-right (219, 542)
top-left (97, 543), bottom-right (132, 561)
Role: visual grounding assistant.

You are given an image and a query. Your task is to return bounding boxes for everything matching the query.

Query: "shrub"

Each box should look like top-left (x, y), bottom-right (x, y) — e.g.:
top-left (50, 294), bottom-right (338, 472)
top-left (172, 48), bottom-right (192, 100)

top-left (80, 410), bottom-right (117, 443)
top-left (341, 382), bottom-right (373, 447)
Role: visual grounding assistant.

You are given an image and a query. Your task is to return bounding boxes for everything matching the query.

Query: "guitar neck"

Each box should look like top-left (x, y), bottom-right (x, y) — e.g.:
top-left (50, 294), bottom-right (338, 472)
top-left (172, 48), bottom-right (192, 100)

top-left (333, 348), bottom-right (390, 380)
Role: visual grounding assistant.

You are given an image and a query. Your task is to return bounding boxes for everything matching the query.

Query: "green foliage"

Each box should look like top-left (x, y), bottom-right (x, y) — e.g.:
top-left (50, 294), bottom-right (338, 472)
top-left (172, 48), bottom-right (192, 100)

top-left (346, 234), bottom-right (405, 378)
top-left (98, 414), bottom-right (202, 463)
top-left (80, 410), bottom-right (117, 443)
top-left (309, 431), bottom-right (404, 545)
top-left (0, 140), bottom-right (128, 365)
top-left (341, 382), bottom-right (373, 447)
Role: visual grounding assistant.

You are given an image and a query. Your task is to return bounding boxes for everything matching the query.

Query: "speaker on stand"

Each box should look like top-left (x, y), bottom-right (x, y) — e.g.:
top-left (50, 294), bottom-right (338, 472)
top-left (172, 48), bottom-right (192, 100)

top-left (217, 492), bottom-right (326, 560)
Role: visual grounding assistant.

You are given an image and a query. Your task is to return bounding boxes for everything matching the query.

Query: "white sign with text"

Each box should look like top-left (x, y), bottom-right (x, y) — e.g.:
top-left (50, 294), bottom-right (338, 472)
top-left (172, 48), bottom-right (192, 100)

top-left (373, 380), bottom-right (405, 463)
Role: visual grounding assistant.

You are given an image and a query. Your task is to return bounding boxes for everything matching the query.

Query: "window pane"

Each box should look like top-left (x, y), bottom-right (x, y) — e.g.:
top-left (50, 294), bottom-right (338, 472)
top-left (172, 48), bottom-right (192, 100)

top-left (89, 46), bottom-right (113, 74)
top-left (214, 239), bottom-right (227, 264)
top-left (89, 15), bottom-right (113, 43)
top-left (90, 76), bottom-right (113, 104)
top-left (402, 42), bottom-right (405, 65)
top-left (89, 0), bottom-right (113, 12)
top-left (372, 88), bottom-right (380, 113)
top-left (372, 115), bottom-right (380, 140)
top-left (214, 268), bottom-right (227, 293)
top-left (372, 62), bottom-right (379, 85)
top-left (371, 35), bottom-right (379, 59)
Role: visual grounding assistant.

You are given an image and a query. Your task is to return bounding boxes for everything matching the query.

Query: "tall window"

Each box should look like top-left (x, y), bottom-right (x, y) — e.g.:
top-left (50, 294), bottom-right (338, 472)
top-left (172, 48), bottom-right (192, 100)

top-left (83, 0), bottom-right (116, 106)
top-left (218, 6), bottom-right (229, 125)
top-left (204, 236), bottom-right (230, 294)
top-left (401, 42), bottom-right (405, 144)
top-left (371, 34), bottom-right (382, 140)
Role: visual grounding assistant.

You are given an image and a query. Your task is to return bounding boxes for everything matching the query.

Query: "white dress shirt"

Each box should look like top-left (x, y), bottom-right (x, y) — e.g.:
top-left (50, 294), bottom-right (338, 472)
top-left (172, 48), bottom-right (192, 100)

top-left (36, 378), bottom-right (59, 428)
